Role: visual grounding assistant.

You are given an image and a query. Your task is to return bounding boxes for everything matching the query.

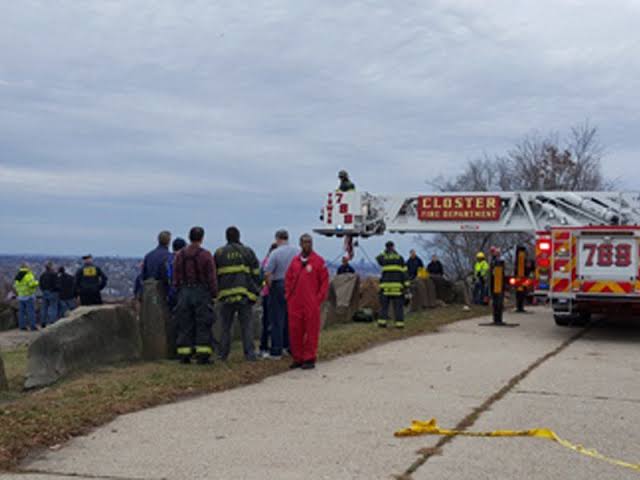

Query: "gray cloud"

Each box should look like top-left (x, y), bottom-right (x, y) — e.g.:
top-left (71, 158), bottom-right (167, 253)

top-left (1, 0), bottom-right (639, 257)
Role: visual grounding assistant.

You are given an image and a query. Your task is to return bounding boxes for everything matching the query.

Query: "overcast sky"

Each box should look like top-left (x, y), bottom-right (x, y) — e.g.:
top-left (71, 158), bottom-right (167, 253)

top-left (1, 0), bottom-right (639, 259)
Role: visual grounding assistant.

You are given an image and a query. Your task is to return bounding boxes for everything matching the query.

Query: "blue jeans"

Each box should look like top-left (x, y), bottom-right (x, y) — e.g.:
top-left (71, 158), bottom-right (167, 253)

top-left (58, 299), bottom-right (77, 318)
top-left (19, 297), bottom-right (37, 330)
top-left (473, 278), bottom-right (488, 305)
top-left (41, 290), bottom-right (59, 325)
top-left (259, 295), bottom-right (270, 352)
top-left (268, 280), bottom-right (289, 356)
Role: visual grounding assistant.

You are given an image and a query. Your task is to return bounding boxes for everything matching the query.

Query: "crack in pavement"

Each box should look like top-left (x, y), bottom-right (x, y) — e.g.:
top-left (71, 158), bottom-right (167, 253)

top-left (15, 469), bottom-right (166, 480)
top-left (514, 389), bottom-right (640, 405)
top-left (394, 327), bottom-right (590, 480)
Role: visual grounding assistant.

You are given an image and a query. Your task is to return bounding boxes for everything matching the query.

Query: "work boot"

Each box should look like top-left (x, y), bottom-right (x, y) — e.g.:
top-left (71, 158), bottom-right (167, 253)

top-left (301, 361), bottom-right (316, 370)
top-left (377, 319), bottom-right (388, 328)
top-left (196, 355), bottom-right (212, 365)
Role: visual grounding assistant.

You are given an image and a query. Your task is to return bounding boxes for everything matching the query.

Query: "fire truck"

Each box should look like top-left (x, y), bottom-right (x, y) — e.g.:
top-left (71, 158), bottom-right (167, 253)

top-left (314, 191), bottom-right (640, 326)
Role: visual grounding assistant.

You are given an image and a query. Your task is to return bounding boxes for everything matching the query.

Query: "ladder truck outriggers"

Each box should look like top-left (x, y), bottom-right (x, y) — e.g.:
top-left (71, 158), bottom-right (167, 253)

top-left (314, 190), bottom-right (640, 326)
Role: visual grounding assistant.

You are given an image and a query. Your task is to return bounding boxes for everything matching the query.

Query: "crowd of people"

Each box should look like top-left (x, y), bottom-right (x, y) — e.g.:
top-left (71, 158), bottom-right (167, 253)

top-left (12, 255), bottom-right (108, 331)
top-left (138, 226), bottom-right (329, 370)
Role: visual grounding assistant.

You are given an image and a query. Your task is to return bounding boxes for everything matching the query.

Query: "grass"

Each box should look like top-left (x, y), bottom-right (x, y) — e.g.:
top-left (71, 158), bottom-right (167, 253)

top-left (0, 305), bottom-right (488, 470)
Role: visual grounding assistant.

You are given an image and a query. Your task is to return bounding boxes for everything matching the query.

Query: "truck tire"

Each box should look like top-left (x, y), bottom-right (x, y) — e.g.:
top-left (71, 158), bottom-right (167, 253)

top-left (554, 314), bottom-right (571, 326)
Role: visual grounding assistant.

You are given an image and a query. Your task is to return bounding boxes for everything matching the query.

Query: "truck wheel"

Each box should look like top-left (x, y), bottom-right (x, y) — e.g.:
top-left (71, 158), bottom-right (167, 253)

top-left (554, 315), bottom-right (571, 326)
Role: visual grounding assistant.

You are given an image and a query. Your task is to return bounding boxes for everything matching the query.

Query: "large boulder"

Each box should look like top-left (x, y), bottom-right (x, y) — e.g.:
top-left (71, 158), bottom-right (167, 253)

top-left (24, 305), bottom-right (142, 389)
top-left (359, 277), bottom-right (381, 314)
top-left (322, 274), bottom-right (360, 327)
top-left (140, 280), bottom-right (172, 360)
top-left (410, 278), bottom-right (438, 312)
top-left (0, 350), bottom-right (7, 391)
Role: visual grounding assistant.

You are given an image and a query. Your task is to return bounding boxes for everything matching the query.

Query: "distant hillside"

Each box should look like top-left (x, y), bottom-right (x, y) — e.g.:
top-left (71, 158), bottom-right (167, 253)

top-left (1, 254), bottom-right (382, 301)
top-left (0, 255), bottom-right (140, 300)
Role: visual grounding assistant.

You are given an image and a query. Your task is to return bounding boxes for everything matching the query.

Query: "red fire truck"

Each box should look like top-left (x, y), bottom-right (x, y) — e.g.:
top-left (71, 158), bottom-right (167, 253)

top-left (535, 226), bottom-right (640, 325)
top-left (315, 191), bottom-right (640, 326)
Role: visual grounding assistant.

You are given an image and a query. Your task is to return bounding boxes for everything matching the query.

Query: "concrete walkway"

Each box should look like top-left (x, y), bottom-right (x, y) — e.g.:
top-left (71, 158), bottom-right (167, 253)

top-left (3, 309), bottom-right (639, 479)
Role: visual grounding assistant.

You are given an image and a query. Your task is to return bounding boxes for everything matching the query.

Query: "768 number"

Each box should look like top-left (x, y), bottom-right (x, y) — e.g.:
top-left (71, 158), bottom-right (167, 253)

top-left (583, 243), bottom-right (632, 267)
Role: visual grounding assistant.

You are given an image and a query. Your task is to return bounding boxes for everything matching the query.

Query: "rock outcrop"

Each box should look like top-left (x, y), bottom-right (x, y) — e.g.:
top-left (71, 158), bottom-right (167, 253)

top-left (140, 280), bottom-right (172, 360)
top-left (24, 305), bottom-right (142, 389)
top-left (322, 274), bottom-right (361, 327)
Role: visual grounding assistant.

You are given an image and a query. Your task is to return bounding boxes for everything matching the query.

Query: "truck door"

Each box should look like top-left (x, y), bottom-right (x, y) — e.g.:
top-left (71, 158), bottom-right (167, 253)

top-left (577, 230), bottom-right (638, 295)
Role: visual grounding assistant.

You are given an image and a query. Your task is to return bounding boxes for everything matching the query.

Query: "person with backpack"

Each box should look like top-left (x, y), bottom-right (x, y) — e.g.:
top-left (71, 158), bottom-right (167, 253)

top-left (13, 264), bottom-right (39, 331)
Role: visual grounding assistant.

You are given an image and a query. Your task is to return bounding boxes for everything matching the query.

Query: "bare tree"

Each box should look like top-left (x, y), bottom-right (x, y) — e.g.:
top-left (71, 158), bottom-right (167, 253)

top-left (418, 122), bottom-right (610, 280)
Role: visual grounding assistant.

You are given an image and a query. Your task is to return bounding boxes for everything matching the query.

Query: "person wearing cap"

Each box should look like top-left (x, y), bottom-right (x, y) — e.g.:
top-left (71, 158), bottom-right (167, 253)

top-left (337, 170), bottom-right (356, 192)
top-left (285, 234), bottom-right (329, 370)
top-left (473, 252), bottom-right (490, 305)
top-left (265, 229), bottom-right (299, 359)
top-left (142, 231), bottom-right (172, 289)
top-left (173, 227), bottom-right (218, 364)
top-left (336, 256), bottom-right (355, 275)
top-left (39, 261), bottom-right (59, 327)
top-left (376, 241), bottom-right (409, 328)
top-left (214, 226), bottom-right (261, 362)
top-left (75, 255), bottom-right (108, 306)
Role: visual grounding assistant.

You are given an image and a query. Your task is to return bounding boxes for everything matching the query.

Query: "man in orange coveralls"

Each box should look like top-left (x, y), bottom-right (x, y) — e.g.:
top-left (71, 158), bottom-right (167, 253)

top-left (285, 233), bottom-right (329, 370)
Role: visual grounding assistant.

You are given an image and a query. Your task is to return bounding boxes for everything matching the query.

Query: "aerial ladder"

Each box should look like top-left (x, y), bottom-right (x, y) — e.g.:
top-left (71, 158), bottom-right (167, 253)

top-left (314, 190), bottom-right (640, 325)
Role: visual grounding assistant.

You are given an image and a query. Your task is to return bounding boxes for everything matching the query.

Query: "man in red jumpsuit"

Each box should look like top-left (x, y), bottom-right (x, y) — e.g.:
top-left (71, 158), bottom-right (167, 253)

top-left (285, 233), bottom-right (329, 370)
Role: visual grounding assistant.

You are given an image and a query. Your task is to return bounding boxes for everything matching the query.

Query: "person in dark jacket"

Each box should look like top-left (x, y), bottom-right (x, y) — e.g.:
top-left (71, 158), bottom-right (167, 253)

top-left (336, 256), bottom-right (355, 275)
top-left (337, 170), bottom-right (356, 192)
top-left (75, 255), bottom-right (108, 306)
top-left (405, 250), bottom-right (424, 280)
top-left (376, 241), bottom-right (409, 329)
top-left (167, 237), bottom-right (187, 310)
top-left (57, 266), bottom-right (76, 317)
top-left (214, 226), bottom-right (260, 362)
top-left (39, 262), bottom-right (59, 327)
top-left (173, 227), bottom-right (218, 365)
top-left (426, 254), bottom-right (444, 276)
top-left (142, 230), bottom-right (172, 288)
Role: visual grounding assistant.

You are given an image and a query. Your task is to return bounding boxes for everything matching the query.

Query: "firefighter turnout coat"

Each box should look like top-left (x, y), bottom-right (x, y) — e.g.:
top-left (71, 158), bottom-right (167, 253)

top-left (214, 242), bottom-right (261, 303)
top-left (376, 250), bottom-right (410, 297)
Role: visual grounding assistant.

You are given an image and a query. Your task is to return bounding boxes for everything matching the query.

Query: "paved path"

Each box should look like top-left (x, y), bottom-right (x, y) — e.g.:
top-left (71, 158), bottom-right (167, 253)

top-left (2, 308), bottom-right (639, 479)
